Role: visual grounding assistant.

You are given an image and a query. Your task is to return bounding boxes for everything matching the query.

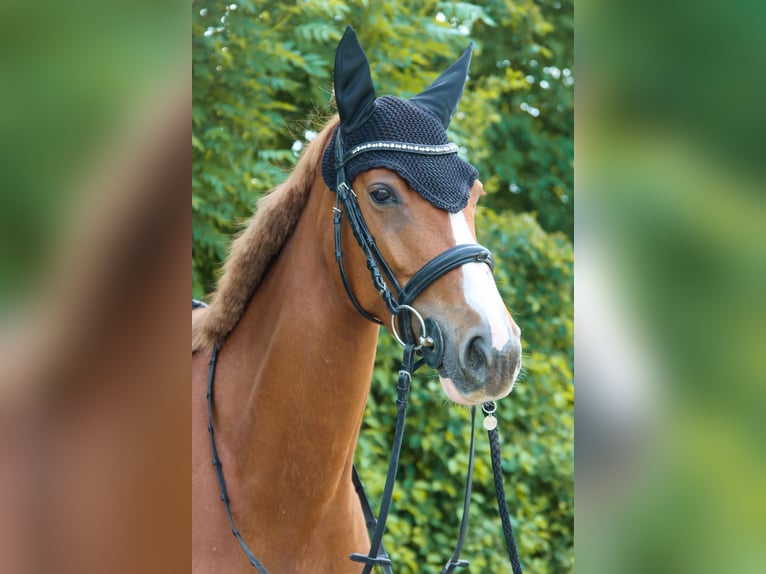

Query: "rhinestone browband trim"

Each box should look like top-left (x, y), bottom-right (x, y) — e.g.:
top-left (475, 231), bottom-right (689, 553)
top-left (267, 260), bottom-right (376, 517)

top-left (338, 141), bottom-right (459, 167)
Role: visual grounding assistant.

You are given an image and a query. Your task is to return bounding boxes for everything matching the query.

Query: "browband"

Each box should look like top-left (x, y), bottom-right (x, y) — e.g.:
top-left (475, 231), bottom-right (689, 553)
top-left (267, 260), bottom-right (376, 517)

top-left (336, 140), bottom-right (459, 169)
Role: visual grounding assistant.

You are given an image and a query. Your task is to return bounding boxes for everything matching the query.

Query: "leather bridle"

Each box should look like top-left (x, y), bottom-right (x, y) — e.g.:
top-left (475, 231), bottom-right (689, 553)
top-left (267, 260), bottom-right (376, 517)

top-left (331, 131), bottom-right (503, 573)
top-left (331, 130), bottom-right (494, 366)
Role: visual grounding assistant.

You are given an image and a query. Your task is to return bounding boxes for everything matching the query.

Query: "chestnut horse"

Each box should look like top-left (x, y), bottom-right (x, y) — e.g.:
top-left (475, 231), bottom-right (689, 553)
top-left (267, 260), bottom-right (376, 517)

top-left (191, 28), bottom-right (521, 574)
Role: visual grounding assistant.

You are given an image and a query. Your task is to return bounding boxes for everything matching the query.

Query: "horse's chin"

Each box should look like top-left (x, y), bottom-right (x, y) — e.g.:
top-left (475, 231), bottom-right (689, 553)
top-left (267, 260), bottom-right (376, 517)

top-left (438, 372), bottom-right (516, 406)
top-left (439, 376), bottom-right (481, 406)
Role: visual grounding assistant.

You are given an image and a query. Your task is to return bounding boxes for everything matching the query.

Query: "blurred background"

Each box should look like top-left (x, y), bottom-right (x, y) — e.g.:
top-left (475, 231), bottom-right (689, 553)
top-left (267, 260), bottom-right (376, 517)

top-left (192, 2), bottom-right (573, 573)
top-left (577, 0), bottom-right (766, 572)
top-left (0, 1), bottom-right (186, 309)
top-left (0, 1), bottom-right (189, 573)
top-left (4, 0), bottom-right (762, 572)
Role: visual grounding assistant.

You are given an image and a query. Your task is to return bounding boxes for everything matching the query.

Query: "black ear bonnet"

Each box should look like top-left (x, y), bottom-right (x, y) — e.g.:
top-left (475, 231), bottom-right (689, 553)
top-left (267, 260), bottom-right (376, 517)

top-left (321, 27), bottom-right (478, 214)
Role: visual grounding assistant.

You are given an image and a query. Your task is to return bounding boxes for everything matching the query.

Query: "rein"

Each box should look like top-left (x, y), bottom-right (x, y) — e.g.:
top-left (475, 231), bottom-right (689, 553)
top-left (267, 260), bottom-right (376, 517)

top-left (198, 131), bottom-right (524, 573)
top-left (206, 346), bottom-right (269, 574)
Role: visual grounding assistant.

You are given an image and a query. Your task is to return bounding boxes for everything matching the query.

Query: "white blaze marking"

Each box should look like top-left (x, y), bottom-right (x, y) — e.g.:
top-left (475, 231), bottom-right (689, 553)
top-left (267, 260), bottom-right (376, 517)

top-left (450, 212), bottom-right (512, 351)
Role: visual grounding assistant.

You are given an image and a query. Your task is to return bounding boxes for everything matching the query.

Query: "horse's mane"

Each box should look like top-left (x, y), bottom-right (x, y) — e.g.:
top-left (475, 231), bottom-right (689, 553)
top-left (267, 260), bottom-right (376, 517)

top-left (192, 115), bottom-right (340, 352)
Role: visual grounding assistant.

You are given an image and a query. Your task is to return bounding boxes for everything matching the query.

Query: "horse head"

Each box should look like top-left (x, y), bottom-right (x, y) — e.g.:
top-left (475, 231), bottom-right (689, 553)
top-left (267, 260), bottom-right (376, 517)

top-left (323, 27), bottom-right (521, 406)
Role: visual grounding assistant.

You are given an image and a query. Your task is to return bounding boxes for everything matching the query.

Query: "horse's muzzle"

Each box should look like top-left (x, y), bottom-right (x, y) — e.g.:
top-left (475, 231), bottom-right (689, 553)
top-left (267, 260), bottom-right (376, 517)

top-left (439, 323), bottom-right (522, 403)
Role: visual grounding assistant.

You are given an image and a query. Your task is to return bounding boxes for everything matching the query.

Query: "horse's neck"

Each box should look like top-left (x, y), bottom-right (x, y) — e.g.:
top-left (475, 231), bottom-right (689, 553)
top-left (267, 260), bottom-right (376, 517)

top-left (213, 194), bottom-right (380, 507)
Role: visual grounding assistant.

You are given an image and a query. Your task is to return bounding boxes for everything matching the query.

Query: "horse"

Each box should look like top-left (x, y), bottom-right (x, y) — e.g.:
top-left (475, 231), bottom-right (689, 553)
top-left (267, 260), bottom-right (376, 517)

top-left (191, 27), bottom-right (521, 573)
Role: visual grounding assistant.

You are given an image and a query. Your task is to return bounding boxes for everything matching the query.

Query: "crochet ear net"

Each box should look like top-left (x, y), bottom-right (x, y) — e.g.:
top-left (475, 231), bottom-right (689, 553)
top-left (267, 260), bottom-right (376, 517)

top-left (327, 27), bottom-right (478, 213)
top-left (334, 27), bottom-right (376, 134)
top-left (410, 43), bottom-right (473, 129)
top-left (334, 26), bottom-right (472, 132)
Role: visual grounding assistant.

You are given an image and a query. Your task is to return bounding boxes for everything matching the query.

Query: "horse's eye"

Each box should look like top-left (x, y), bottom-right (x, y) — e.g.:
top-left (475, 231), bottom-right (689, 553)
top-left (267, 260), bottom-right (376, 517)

top-left (369, 187), bottom-right (394, 205)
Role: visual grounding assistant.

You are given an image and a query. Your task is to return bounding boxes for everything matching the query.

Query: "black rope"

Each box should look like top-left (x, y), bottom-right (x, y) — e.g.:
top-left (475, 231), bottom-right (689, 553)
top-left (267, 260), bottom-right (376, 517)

top-left (440, 406), bottom-right (478, 573)
top-left (484, 402), bottom-right (524, 574)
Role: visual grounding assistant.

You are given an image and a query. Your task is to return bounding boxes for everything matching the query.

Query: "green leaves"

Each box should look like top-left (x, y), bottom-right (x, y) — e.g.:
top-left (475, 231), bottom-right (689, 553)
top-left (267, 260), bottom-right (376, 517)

top-left (295, 22), bottom-right (343, 44)
top-left (437, 1), bottom-right (497, 27)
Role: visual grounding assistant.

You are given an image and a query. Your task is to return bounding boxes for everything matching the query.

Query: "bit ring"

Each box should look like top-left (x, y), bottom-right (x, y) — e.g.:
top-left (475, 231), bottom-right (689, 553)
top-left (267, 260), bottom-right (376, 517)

top-left (390, 304), bottom-right (430, 349)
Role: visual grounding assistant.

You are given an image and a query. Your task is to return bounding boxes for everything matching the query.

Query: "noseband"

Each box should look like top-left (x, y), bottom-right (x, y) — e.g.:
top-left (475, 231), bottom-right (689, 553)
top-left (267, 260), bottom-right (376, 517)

top-left (331, 131), bottom-right (494, 366)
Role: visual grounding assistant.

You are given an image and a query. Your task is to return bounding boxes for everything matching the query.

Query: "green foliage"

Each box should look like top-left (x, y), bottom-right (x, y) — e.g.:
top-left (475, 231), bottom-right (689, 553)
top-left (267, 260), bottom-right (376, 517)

top-left (193, 1), bottom-right (573, 571)
top-left (359, 209), bottom-right (573, 573)
top-left (193, 1), bottom-right (345, 295)
top-left (468, 0), bottom-right (575, 238)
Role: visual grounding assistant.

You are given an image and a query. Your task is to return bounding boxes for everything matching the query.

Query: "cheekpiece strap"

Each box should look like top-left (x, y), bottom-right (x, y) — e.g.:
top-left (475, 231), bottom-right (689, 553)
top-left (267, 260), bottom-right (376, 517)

top-left (338, 140), bottom-right (459, 169)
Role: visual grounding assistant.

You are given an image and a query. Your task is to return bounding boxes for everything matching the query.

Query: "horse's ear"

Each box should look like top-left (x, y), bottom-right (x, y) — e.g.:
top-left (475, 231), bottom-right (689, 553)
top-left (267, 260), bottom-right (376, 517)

top-left (411, 43), bottom-right (473, 129)
top-left (334, 26), bottom-right (376, 133)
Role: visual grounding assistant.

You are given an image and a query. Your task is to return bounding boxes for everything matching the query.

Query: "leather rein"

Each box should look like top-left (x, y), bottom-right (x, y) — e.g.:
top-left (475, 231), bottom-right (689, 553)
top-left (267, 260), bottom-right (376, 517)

top-left (202, 131), bottom-right (523, 573)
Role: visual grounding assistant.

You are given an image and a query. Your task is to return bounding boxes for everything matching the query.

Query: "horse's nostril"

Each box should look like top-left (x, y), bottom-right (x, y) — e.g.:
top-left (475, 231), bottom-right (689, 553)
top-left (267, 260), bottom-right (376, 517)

top-left (453, 328), bottom-right (521, 398)
top-left (463, 335), bottom-right (489, 379)
top-left (467, 338), bottom-right (485, 371)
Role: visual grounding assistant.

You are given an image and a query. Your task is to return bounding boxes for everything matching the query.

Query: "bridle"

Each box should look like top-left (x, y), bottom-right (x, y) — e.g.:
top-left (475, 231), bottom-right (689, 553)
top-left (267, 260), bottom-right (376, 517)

top-left (331, 130), bottom-right (494, 364)
top-left (332, 131), bottom-right (496, 573)
top-left (202, 130), bottom-right (524, 574)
